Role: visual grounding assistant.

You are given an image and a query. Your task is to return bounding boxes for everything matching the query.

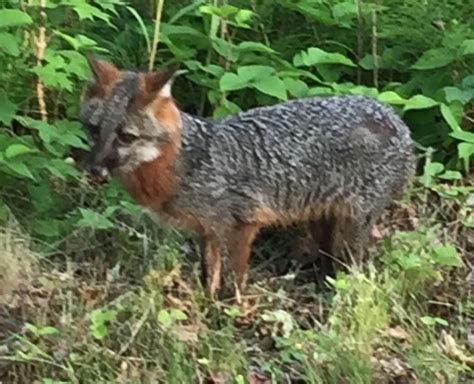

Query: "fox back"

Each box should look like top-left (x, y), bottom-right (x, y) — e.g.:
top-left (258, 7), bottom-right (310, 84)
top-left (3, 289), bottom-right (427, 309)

top-left (79, 57), bottom-right (415, 295)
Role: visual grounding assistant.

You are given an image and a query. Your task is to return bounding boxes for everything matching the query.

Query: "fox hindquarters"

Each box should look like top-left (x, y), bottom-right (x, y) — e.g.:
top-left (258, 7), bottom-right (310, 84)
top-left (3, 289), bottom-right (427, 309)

top-left (79, 56), bottom-right (415, 296)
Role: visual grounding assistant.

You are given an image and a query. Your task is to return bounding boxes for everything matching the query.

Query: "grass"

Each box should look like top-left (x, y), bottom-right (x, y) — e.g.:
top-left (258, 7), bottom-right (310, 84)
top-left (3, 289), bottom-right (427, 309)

top-left (0, 181), bottom-right (473, 383)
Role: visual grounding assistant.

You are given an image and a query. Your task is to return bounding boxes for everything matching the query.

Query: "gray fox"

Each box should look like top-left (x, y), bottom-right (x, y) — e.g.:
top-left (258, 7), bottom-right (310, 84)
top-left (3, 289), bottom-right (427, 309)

top-left (79, 56), bottom-right (415, 296)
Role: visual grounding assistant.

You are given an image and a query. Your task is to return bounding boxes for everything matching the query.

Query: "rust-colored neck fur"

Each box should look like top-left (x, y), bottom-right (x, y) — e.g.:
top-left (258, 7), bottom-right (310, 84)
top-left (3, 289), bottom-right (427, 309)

top-left (120, 135), bottom-right (180, 211)
top-left (120, 94), bottom-right (182, 212)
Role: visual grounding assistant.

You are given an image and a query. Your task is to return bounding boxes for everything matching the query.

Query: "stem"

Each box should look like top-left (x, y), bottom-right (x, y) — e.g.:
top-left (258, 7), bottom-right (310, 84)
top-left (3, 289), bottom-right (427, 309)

top-left (371, 4), bottom-right (379, 89)
top-left (35, 0), bottom-right (48, 121)
top-left (356, 0), bottom-right (364, 84)
top-left (148, 0), bottom-right (165, 71)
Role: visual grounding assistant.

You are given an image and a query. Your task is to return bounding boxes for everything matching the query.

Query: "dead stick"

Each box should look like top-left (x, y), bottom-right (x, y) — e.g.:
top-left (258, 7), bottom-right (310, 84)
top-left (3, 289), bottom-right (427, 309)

top-left (35, 0), bottom-right (48, 121)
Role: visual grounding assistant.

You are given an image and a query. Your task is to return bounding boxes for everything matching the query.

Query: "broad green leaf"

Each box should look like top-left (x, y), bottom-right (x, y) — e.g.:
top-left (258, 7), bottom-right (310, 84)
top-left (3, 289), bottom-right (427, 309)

top-left (0, 90), bottom-right (17, 125)
top-left (463, 75), bottom-right (474, 88)
top-left (424, 162), bottom-right (444, 176)
top-left (212, 38), bottom-right (239, 62)
top-left (358, 54), bottom-right (387, 70)
top-left (283, 78), bottom-right (309, 98)
top-left (458, 142), bottom-right (474, 160)
top-left (294, 47), bottom-right (356, 67)
top-left (440, 103), bottom-right (461, 131)
top-left (37, 326), bottom-right (59, 336)
top-left (5, 144), bottom-right (37, 159)
top-left (158, 309), bottom-right (172, 327)
top-left (238, 41), bottom-right (275, 53)
top-left (0, 10), bottom-right (32, 28)
top-left (237, 65), bottom-right (274, 82)
top-left (411, 48), bottom-right (454, 70)
top-left (450, 130), bottom-right (474, 143)
top-left (4, 160), bottom-right (35, 180)
top-left (54, 31), bottom-right (97, 50)
top-left (235, 9), bottom-right (254, 26)
top-left (170, 308), bottom-right (188, 321)
top-left (438, 171), bottom-right (462, 180)
top-left (253, 76), bottom-right (287, 100)
top-left (64, 0), bottom-right (110, 22)
top-left (461, 39), bottom-right (474, 56)
top-left (420, 316), bottom-right (448, 326)
top-left (0, 32), bottom-right (21, 56)
top-left (348, 86), bottom-right (378, 98)
top-left (432, 244), bottom-right (462, 267)
top-left (307, 87), bottom-right (334, 96)
top-left (33, 219), bottom-right (61, 237)
top-left (78, 208), bottom-right (114, 230)
top-left (443, 86), bottom-right (473, 104)
top-left (404, 95), bottom-right (438, 111)
top-left (219, 73), bottom-right (247, 91)
top-left (377, 91), bottom-right (408, 105)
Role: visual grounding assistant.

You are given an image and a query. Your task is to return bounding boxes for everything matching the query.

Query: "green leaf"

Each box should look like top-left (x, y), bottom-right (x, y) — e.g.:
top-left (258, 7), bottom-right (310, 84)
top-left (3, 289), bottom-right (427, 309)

top-left (438, 171), bottom-right (462, 180)
top-left (458, 142), bottom-right (474, 164)
top-left (0, 32), bottom-right (21, 56)
top-left (450, 130), bottom-right (474, 144)
top-left (235, 9), bottom-right (254, 26)
top-left (219, 73), bottom-right (247, 91)
top-left (424, 162), bottom-right (444, 176)
top-left (461, 39), bottom-right (474, 56)
top-left (170, 308), bottom-right (188, 321)
top-left (238, 41), bottom-right (275, 53)
top-left (158, 309), bottom-right (172, 327)
top-left (33, 219), bottom-right (61, 237)
top-left (440, 103), bottom-right (461, 131)
top-left (5, 144), bottom-right (37, 159)
top-left (4, 160), bottom-right (35, 180)
top-left (237, 65), bottom-right (274, 82)
top-left (37, 326), bottom-right (59, 336)
top-left (420, 316), bottom-right (448, 326)
top-left (0, 90), bottom-right (17, 125)
top-left (212, 38), bottom-right (239, 62)
top-left (253, 76), bottom-right (287, 100)
top-left (411, 48), bottom-right (454, 70)
top-left (432, 244), bottom-right (462, 267)
top-left (443, 86), bottom-right (474, 104)
top-left (294, 47), bottom-right (356, 67)
top-left (283, 78), bottom-right (309, 98)
top-left (404, 95), bottom-right (438, 111)
top-left (377, 91), bottom-right (408, 105)
top-left (78, 208), bottom-right (114, 230)
top-left (0, 10), bottom-right (33, 28)
top-left (64, 0), bottom-right (110, 22)
top-left (125, 5), bottom-right (151, 54)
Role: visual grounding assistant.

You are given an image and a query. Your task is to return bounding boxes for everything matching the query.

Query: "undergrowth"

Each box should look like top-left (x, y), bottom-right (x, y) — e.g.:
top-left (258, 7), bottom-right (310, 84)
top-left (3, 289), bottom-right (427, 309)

top-left (0, 181), bottom-right (472, 383)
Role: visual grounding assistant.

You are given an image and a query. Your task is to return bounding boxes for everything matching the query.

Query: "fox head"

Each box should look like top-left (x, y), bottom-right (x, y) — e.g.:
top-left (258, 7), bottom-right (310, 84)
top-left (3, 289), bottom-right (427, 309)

top-left (79, 56), bottom-right (181, 180)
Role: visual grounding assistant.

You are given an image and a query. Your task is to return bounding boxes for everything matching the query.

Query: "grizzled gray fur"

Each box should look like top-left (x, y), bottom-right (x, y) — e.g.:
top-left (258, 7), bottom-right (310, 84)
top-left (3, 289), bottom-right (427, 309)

top-left (176, 95), bottom-right (414, 232)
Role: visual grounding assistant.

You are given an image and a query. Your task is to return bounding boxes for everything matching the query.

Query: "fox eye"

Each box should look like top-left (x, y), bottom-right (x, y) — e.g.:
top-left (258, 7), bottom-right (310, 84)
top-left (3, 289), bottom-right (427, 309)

top-left (118, 132), bottom-right (138, 143)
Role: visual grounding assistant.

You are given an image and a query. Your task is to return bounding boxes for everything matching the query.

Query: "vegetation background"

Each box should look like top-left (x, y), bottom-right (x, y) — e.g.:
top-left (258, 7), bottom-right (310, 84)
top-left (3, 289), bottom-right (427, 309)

top-left (0, 0), bottom-right (473, 383)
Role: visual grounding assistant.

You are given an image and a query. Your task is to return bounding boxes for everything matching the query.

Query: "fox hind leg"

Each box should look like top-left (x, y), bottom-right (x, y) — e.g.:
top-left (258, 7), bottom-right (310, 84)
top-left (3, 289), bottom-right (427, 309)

top-left (201, 235), bottom-right (222, 297)
top-left (225, 223), bottom-right (260, 300)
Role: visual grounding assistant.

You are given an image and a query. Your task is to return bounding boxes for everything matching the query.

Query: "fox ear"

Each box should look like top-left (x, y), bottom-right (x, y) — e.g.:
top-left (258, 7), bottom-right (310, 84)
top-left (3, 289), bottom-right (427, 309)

top-left (143, 63), bottom-right (180, 99)
top-left (86, 53), bottom-right (121, 90)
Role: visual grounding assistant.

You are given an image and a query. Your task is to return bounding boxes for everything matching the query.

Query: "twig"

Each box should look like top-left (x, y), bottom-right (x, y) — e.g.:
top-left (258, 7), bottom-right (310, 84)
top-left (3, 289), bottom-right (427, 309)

top-left (34, 0), bottom-right (48, 121)
top-left (371, 3), bottom-right (379, 89)
top-left (149, 0), bottom-right (165, 71)
top-left (356, 0), bottom-right (364, 84)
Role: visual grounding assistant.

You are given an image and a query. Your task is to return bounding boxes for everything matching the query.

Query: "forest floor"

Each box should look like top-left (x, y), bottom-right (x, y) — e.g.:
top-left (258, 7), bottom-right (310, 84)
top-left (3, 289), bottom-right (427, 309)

top-left (0, 180), bottom-right (473, 383)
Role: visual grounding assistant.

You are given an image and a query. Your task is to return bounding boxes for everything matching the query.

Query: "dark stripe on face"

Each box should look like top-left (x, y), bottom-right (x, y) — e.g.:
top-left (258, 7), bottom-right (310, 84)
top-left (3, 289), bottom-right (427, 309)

top-left (79, 71), bottom-right (140, 171)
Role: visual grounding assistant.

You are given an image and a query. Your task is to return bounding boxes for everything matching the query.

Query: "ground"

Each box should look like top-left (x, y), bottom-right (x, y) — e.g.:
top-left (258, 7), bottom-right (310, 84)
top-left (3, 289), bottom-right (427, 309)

top-left (0, 181), bottom-right (473, 383)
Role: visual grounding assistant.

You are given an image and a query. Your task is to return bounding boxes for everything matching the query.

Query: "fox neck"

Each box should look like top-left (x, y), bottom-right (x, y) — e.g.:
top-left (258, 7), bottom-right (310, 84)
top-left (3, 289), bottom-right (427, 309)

top-left (119, 99), bottom-right (183, 212)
